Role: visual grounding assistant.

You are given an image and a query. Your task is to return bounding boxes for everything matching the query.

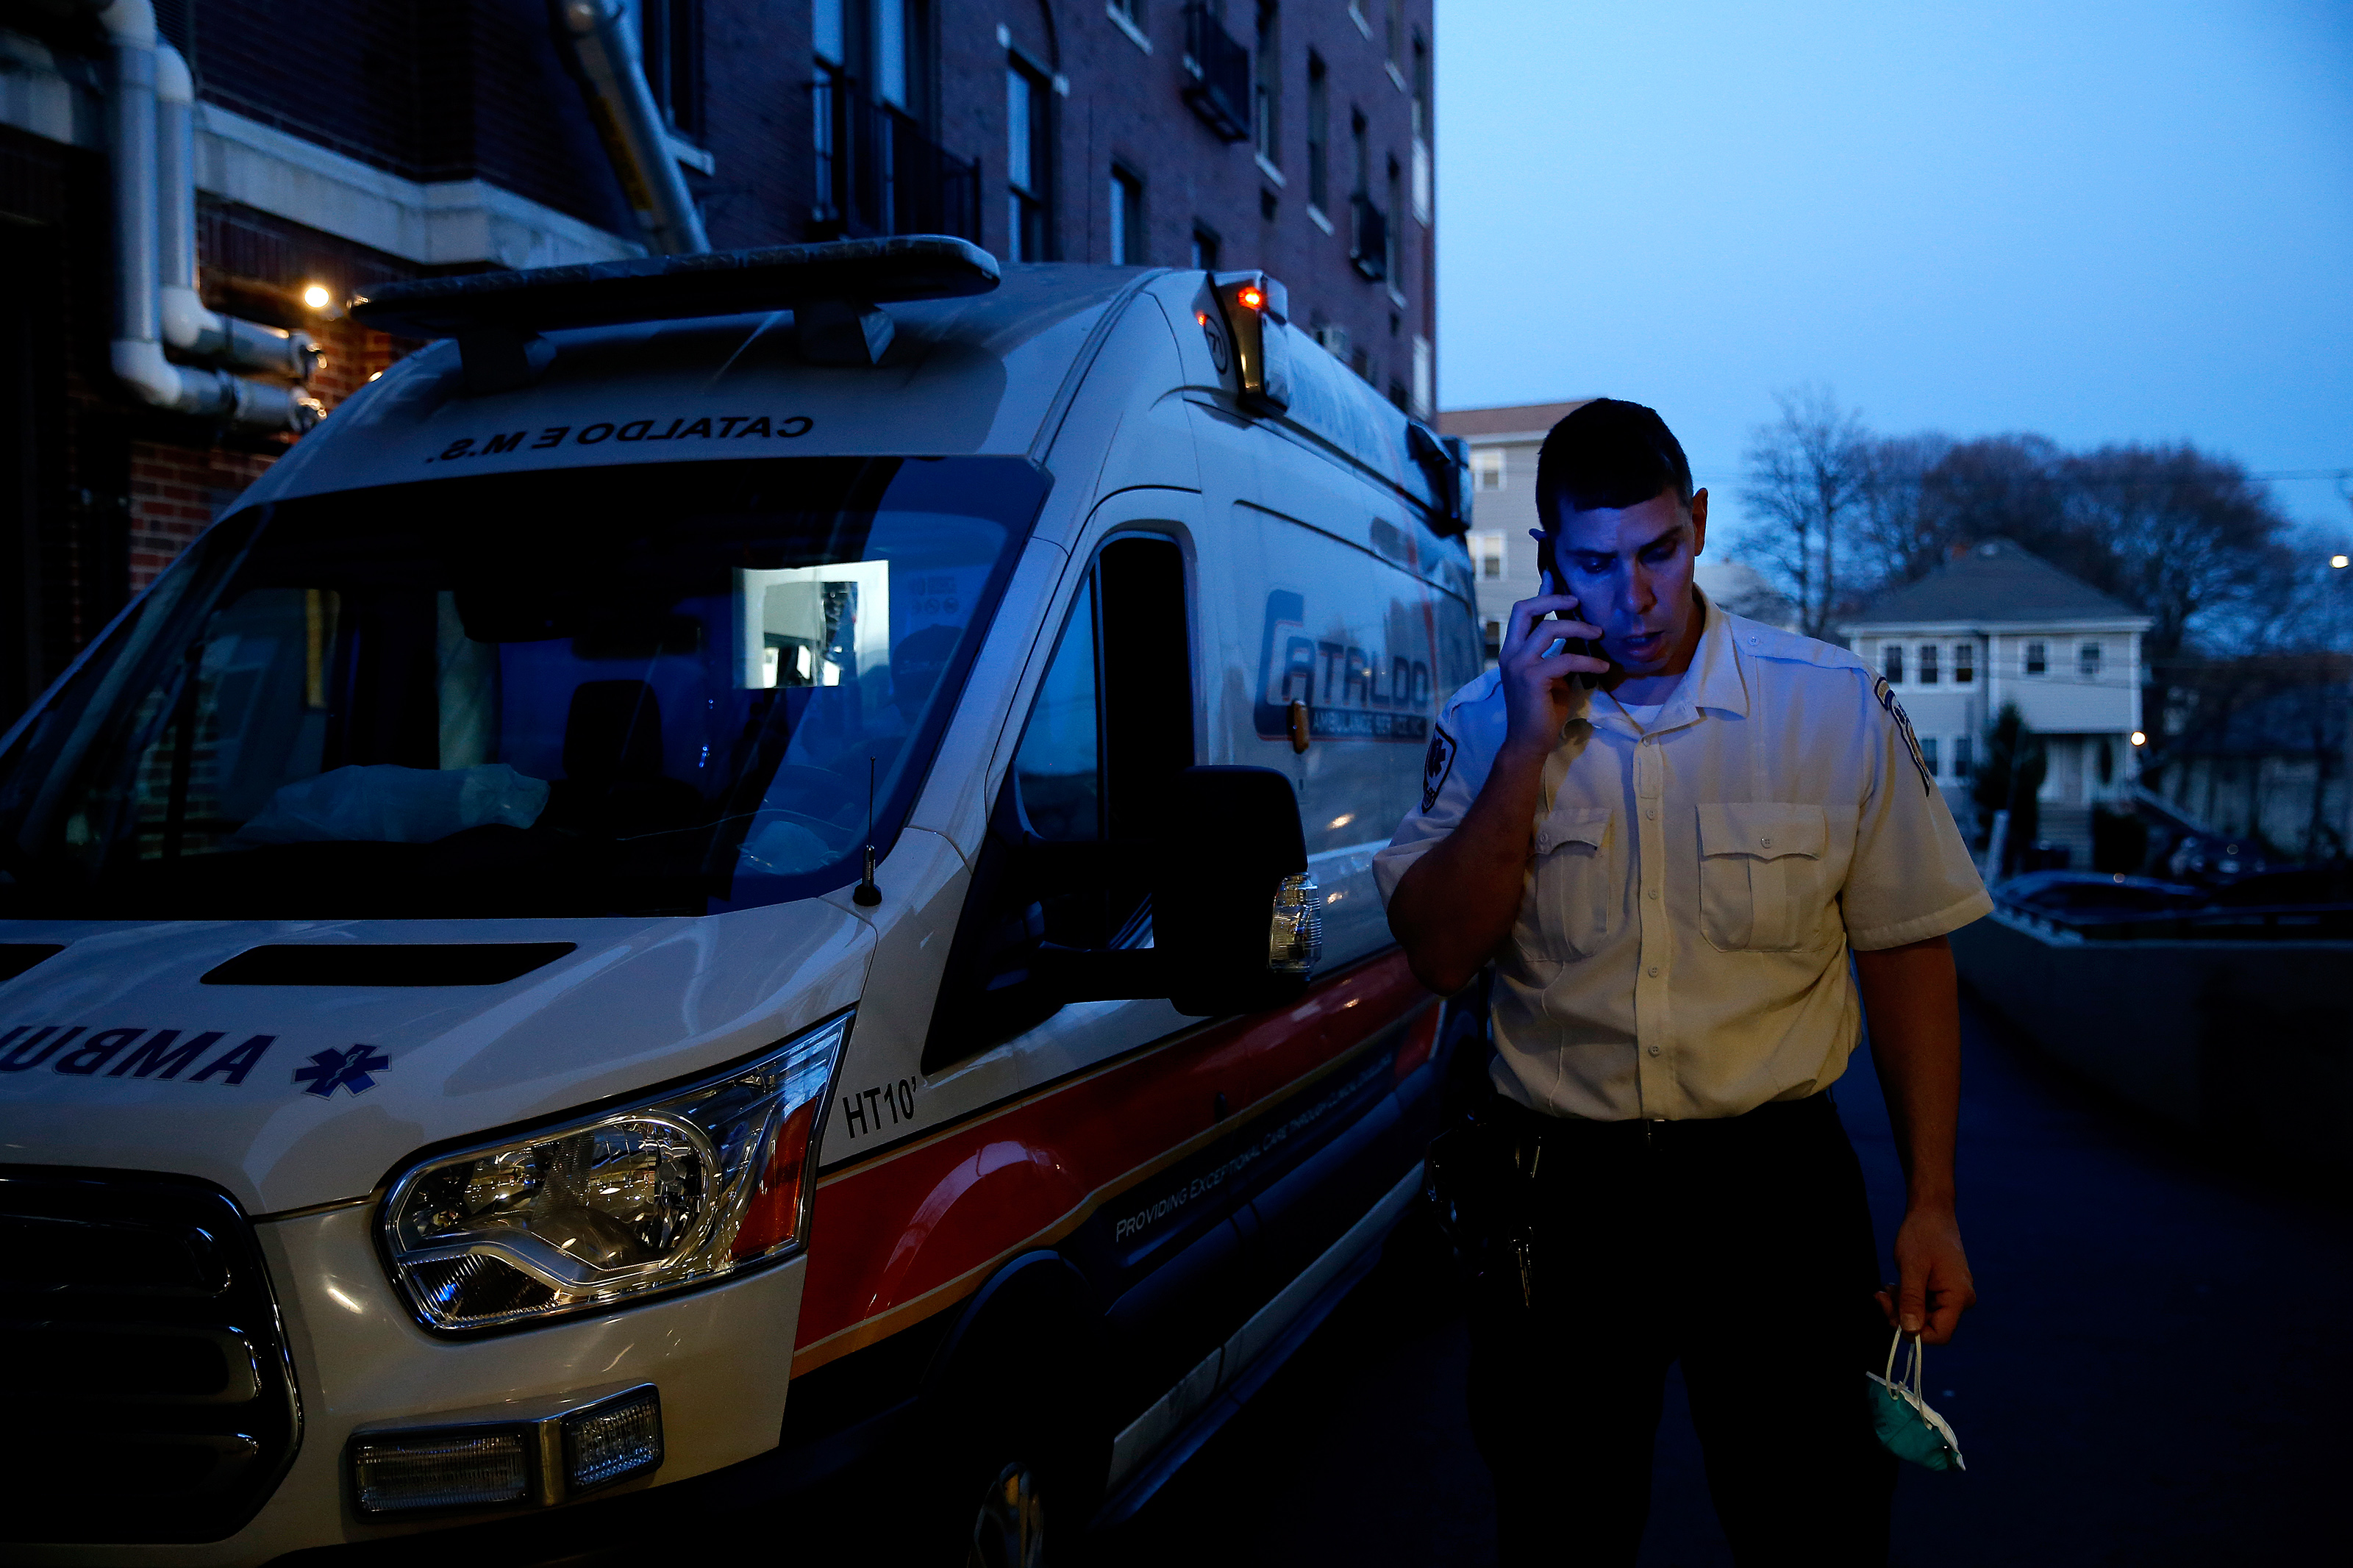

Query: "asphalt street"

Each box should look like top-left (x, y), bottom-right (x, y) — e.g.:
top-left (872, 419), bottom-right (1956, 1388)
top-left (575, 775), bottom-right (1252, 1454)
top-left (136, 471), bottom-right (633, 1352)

top-left (1085, 989), bottom-right (2352, 1567)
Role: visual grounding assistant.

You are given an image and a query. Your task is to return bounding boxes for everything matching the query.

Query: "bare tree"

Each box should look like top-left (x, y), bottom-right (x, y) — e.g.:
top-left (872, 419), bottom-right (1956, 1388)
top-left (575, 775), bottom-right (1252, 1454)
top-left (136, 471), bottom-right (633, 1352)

top-left (1740, 386), bottom-right (1870, 637)
top-left (1849, 432), bottom-right (1958, 590)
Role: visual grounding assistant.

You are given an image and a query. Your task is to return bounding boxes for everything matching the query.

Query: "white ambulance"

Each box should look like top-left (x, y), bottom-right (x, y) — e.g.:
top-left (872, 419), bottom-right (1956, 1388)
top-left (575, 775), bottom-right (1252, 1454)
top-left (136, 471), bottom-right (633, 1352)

top-left (0, 238), bottom-right (1485, 1564)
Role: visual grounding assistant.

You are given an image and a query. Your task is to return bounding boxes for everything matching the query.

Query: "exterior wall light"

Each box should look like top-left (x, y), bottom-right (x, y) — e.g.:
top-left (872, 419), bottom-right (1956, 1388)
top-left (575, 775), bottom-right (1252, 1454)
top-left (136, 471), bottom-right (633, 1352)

top-left (2331, 554), bottom-right (2349, 570)
top-left (2130, 731), bottom-right (2147, 746)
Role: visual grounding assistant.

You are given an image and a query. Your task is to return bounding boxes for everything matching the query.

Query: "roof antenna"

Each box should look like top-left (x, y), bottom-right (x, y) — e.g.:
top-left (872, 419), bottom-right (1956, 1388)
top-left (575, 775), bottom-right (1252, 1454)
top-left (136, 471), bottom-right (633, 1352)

top-left (853, 756), bottom-right (882, 906)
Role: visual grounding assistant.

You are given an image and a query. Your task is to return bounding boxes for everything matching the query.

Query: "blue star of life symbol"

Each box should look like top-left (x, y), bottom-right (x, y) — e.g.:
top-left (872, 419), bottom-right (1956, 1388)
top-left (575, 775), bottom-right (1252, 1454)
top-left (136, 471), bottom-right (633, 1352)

top-left (293, 1045), bottom-right (391, 1098)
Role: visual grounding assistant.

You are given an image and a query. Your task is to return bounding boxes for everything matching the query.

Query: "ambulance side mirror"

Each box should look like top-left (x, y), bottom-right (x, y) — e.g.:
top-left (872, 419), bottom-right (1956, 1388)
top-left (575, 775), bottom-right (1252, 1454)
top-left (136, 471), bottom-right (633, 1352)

top-left (1153, 766), bottom-right (1320, 1017)
top-left (1026, 765), bottom-right (1319, 1018)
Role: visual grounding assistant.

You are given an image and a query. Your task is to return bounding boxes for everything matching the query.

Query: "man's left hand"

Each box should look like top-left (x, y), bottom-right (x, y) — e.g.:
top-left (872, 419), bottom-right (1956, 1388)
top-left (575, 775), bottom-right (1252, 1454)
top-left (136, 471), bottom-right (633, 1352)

top-left (1876, 1206), bottom-right (1976, 1345)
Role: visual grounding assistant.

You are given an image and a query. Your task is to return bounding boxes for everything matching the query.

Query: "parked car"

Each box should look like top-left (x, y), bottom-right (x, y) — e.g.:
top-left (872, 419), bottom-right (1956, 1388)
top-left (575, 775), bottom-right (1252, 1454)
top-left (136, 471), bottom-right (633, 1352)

top-left (0, 240), bottom-right (1486, 1563)
top-left (1992, 870), bottom-right (2210, 921)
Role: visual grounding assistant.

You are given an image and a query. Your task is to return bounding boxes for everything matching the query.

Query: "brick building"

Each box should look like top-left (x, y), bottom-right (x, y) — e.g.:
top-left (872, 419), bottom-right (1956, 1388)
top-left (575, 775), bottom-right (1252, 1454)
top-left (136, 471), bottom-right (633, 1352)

top-left (0, 0), bottom-right (1438, 731)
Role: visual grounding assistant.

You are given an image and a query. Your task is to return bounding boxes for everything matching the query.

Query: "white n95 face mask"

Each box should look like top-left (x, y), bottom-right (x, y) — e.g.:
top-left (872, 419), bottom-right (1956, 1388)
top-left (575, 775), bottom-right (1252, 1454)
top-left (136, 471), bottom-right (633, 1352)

top-left (1867, 1328), bottom-right (1965, 1471)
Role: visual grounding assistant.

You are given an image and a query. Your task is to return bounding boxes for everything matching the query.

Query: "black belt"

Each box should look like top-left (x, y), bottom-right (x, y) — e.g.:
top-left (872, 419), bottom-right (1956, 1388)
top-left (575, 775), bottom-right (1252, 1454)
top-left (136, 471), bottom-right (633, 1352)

top-left (1482, 1086), bottom-right (1836, 1154)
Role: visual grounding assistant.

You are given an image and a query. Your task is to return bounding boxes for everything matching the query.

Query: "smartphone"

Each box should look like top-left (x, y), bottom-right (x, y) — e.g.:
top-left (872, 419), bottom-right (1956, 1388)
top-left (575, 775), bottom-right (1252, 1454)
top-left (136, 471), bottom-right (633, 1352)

top-left (1535, 543), bottom-right (1604, 690)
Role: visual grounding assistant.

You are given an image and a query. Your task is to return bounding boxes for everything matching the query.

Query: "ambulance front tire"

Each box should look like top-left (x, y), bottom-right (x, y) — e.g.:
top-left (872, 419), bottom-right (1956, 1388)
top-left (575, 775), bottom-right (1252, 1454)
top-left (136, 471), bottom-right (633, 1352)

top-left (914, 1259), bottom-right (1101, 1566)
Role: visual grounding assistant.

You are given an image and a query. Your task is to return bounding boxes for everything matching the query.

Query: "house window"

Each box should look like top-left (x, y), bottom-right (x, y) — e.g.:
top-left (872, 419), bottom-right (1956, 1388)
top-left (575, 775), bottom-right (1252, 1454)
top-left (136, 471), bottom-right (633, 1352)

top-left (1953, 642), bottom-right (1974, 684)
top-left (2080, 640), bottom-right (2102, 679)
top-left (1917, 643), bottom-right (1939, 685)
top-left (1410, 31), bottom-right (1430, 223)
top-left (1484, 618), bottom-right (1503, 659)
top-left (1882, 644), bottom-right (1904, 684)
top-left (1468, 531), bottom-right (1504, 579)
top-left (640, 0), bottom-right (704, 137)
top-left (2025, 640), bottom-right (2047, 676)
top-left (2097, 738), bottom-right (2115, 785)
top-left (1471, 448), bottom-right (1504, 490)
top-left (1952, 734), bottom-right (1974, 778)
top-left (1190, 223), bottom-right (1221, 270)
top-left (1006, 60), bottom-right (1051, 261)
top-left (1305, 51), bottom-right (1329, 212)
top-left (1254, 2), bottom-right (1279, 165)
top-left (1109, 165), bottom-right (1145, 265)
top-left (1921, 737), bottom-right (1940, 777)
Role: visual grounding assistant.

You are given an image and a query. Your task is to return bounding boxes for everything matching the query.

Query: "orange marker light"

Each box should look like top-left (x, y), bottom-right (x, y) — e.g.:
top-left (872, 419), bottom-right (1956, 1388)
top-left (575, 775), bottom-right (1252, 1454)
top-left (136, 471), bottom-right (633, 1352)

top-left (1237, 284), bottom-right (1265, 311)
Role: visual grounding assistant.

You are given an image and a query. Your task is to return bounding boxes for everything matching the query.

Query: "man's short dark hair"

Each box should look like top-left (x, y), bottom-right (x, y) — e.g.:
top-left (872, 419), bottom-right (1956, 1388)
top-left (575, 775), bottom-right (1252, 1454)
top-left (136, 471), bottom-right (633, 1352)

top-left (1535, 398), bottom-right (1694, 520)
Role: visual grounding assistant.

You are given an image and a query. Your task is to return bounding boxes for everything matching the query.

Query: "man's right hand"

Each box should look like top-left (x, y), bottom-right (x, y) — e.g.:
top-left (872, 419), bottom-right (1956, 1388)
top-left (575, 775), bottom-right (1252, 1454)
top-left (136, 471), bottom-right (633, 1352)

top-left (1388, 593), bottom-right (1607, 996)
top-left (1498, 593), bottom-right (1608, 760)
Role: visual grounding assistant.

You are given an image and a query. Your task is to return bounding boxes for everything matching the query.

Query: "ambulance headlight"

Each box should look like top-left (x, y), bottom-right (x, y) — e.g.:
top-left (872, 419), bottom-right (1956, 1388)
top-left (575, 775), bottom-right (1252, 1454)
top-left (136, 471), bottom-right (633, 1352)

top-left (381, 1012), bottom-right (851, 1331)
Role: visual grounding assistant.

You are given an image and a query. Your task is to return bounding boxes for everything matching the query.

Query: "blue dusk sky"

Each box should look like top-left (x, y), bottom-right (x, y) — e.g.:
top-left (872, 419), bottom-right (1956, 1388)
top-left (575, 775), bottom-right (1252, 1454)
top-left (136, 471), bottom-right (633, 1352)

top-left (1432, 0), bottom-right (2353, 549)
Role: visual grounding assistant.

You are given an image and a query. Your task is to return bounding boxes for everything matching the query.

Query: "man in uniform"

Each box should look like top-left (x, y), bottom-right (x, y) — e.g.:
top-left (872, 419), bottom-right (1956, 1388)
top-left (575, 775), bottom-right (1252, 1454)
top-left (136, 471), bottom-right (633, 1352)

top-left (1377, 400), bottom-right (1986, 1565)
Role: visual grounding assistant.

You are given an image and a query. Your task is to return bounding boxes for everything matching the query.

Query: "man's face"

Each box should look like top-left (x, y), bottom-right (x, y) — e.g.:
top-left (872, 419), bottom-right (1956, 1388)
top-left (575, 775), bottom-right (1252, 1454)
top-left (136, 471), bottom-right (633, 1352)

top-left (1541, 485), bottom-right (1710, 677)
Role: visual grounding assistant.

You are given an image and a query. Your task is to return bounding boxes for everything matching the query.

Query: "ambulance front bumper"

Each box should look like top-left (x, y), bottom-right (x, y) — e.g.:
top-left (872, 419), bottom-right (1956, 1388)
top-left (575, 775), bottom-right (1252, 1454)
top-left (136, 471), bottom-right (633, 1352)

top-left (11, 1203), bottom-right (804, 1567)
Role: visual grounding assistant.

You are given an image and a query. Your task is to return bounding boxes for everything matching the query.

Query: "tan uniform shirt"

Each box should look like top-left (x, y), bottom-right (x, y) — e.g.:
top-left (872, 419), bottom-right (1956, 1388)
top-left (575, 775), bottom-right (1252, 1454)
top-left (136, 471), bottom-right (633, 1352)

top-left (1374, 596), bottom-right (1991, 1122)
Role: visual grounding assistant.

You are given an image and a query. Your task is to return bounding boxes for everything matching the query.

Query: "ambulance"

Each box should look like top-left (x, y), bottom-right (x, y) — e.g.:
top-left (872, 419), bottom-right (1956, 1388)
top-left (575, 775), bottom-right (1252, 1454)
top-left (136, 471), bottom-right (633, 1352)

top-left (0, 237), bottom-right (1487, 1563)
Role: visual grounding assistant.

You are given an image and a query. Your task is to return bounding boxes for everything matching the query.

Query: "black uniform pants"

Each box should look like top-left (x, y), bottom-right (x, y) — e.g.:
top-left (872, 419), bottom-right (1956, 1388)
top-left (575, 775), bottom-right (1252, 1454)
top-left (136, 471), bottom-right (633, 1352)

top-left (1465, 1092), bottom-right (1898, 1567)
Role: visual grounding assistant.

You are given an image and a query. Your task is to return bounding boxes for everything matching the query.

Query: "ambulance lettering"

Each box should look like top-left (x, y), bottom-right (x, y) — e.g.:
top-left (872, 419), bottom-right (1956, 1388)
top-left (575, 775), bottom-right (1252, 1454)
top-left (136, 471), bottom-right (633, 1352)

top-left (1252, 588), bottom-right (1432, 743)
top-left (838, 1075), bottom-right (918, 1140)
top-left (0, 1024), bottom-right (278, 1085)
top-left (428, 414), bottom-right (814, 462)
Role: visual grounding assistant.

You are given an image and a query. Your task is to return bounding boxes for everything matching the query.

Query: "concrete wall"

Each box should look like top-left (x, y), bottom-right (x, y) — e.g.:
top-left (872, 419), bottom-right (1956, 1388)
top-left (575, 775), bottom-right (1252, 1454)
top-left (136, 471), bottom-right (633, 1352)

top-left (1952, 909), bottom-right (2352, 1164)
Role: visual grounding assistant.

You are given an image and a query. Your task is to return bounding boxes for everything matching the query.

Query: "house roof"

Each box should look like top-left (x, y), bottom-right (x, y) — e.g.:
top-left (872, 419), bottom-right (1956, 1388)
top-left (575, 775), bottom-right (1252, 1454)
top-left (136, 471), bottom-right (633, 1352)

top-left (1842, 538), bottom-right (2150, 629)
top-left (1438, 400), bottom-right (1593, 440)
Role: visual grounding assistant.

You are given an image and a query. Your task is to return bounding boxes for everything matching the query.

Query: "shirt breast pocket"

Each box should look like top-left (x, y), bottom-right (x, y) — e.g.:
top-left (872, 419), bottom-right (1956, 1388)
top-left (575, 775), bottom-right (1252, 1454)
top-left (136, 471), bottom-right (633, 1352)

top-left (1697, 803), bottom-right (1830, 953)
top-left (1532, 806), bottom-right (1616, 959)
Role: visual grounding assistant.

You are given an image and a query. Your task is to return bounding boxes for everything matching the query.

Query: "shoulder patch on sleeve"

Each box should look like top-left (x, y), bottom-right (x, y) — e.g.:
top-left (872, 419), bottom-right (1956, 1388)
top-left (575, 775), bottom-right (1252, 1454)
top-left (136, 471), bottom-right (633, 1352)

top-left (1421, 724), bottom-right (1460, 812)
top-left (1872, 674), bottom-right (1935, 796)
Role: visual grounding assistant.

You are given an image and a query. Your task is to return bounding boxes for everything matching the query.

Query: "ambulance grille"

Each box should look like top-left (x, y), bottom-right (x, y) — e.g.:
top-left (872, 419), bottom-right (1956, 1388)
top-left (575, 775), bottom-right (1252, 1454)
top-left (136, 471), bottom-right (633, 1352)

top-left (0, 1169), bottom-right (301, 1544)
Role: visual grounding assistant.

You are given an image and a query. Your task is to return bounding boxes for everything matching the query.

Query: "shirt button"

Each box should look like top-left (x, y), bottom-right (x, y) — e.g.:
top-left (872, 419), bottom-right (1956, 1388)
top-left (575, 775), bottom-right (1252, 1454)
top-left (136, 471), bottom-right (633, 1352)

top-left (1645, 806), bottom-right (1657, 820)
top-left (1760, 836), bottom-right (1772, 847)
top-left (1646, 965), bottom-right (1660, 977)
top-left (1647, 1045), bottom-right (1662, 1056)
top-left (1648, 887), bottom-right (1659, 899)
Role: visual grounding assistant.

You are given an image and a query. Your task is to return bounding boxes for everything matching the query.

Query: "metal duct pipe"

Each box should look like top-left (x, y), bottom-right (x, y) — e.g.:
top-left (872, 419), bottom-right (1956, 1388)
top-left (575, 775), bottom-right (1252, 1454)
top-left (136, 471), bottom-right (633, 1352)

top-left (155, 44), bottom-right (320, 382)
top-left (99, 0), bottom-right (321, 434)
top-left (552, 0), bottom-right (710, 256)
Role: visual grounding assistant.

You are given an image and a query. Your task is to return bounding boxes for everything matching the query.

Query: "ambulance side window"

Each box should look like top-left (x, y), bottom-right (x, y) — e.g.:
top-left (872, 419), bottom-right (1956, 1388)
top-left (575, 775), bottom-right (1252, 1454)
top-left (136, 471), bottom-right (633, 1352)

top-left (924, 534), bottom-right (1192, 1073)
top-left (1014, 576), bottom-right (1101, 841)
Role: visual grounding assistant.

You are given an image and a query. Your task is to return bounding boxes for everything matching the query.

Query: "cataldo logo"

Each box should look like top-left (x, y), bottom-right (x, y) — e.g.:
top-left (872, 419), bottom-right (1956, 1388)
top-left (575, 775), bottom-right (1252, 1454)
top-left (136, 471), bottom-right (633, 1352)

top-left (1252, 588), bottom-right (1434, 744)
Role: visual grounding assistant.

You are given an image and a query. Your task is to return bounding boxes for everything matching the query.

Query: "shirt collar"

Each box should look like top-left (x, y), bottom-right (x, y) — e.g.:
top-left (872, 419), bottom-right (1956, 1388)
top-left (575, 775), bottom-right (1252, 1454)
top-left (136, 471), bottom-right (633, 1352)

top-left (1579, 590), bottom-right (1750, 740)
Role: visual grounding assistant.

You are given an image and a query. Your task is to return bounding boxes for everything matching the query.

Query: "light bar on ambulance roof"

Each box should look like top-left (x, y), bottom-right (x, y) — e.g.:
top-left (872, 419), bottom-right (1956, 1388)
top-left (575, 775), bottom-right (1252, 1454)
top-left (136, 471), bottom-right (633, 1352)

top-left (1210, 269), bottom-right (1292, 415)
top-left (349, 235), bottom-right (1001, 383)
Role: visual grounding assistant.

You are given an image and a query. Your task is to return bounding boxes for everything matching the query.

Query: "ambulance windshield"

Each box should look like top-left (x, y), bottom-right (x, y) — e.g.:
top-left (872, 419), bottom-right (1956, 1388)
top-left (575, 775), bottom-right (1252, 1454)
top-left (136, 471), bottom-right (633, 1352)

top-left (0, 456), bottom-right (1048, 918)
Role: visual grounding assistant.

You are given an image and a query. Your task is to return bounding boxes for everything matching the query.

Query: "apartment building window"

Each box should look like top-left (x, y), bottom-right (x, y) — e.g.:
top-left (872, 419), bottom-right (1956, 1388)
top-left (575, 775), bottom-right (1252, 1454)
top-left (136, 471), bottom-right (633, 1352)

top-left (1882, 644), bottom-right (1904, 684)
top-left (1384, 154), bottom-right (1402, 289)
top-left (1305, 52), bottom-right (1329, 213)
top-left (2025, 640), bottom-right (2047, 676)
top-left (1006, 60), bottom-right (1051, 261)
top-left (1471, 448), bottom-right (1503, 491)
top-left (1351, 108), bottom-right (1369, 196)
top-left (1109, 166), bottom-right (1145, 264)
top-left (1108, 0), bottom-right (1146, 29)
top-left (1254, 2), bottom-right (1279, 165)
top-left (1917, 643), bottom-right (1939, 685)
top-left (1952, 735), bottom-right (1974, 778)
top-left (1954, 642), bottom-right (1974, 684)
top-left (1410, 31), bottom-right (1430, 224)
top-left (1190, 223), bottom-right (1220, 270)
top-left (1921, 737), bottom-right (1940, 777)
top-left (1469, 531), bottom-right (1504, 579)
top-left (1386, 0), bottom-right (1404, 67)
top-left (2079, 640), bottom-right (2102, 679)
top-left (641, 0), bottom-right (704, 138)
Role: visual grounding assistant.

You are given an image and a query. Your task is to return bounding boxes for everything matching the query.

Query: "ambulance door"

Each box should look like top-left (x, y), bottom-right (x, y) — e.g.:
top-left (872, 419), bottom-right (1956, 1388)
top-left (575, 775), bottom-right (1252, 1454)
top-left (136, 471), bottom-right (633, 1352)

top-left (914, 494), bottom-right (1271, 1450)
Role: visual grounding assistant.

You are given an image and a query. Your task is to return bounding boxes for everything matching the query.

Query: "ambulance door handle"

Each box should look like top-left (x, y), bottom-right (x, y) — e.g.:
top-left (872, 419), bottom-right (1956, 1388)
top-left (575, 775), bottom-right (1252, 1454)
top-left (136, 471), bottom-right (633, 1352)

top-left (1287, 699), bottom-right (1310, 753)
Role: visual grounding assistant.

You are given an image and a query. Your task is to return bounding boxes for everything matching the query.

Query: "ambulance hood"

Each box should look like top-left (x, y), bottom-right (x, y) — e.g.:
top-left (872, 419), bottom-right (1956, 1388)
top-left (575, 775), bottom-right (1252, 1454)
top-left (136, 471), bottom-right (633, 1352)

top-left (0, 899), bottom-right (875, 1214)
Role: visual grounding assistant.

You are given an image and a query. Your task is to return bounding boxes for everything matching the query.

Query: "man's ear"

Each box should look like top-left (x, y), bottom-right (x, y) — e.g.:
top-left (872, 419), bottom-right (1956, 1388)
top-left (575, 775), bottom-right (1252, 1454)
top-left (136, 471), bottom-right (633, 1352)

top-left (1688, 488), bottom-right (1709, 557)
